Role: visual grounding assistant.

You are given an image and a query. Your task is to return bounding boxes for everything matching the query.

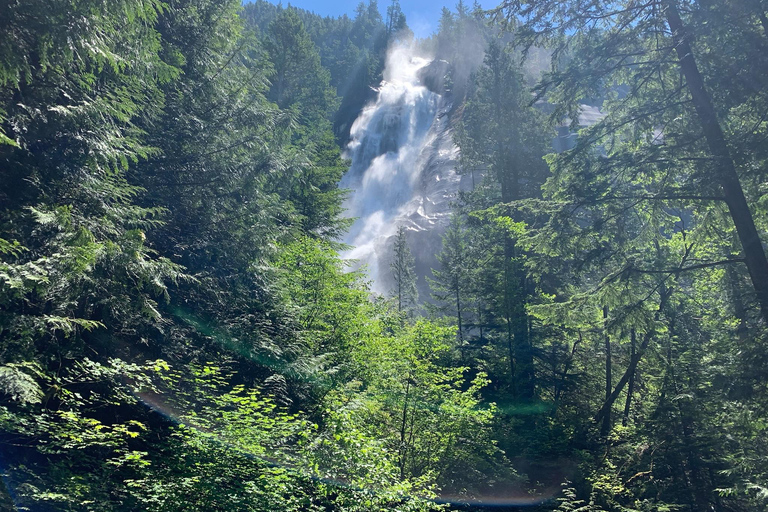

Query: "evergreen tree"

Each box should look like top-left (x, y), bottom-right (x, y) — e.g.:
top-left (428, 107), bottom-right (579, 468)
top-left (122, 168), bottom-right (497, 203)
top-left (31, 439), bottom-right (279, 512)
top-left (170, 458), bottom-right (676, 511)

top-left (385, 0), bottom-right (407, 35)
top-left (428, 214), bottom-right (473, 341)
top-left (455, 39), bottom-right (550, 401)
top-left (390, 226), bottom-right (418, 314)
top-left (0, 0), bottom-right (182, 363)
top-left (501, 0), bottom-right (768, 323)
top-left (492, 0), bottom-right (768, 508)
top-left (3, 1), bottom-right (768, 510)
top-left (264, 8), bottom-right (338, 130)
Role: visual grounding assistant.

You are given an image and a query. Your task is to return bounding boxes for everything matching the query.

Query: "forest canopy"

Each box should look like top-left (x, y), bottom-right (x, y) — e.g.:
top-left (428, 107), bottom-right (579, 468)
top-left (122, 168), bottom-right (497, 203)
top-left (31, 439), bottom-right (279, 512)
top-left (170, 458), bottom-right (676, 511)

top-left (1, 1), bottom-right (768, 511)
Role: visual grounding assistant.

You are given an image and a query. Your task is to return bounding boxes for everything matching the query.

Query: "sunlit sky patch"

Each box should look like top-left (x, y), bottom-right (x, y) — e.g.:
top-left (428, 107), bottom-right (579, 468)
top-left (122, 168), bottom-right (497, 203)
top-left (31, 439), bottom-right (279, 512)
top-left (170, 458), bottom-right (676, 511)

top-left (255, 0), bottom-right (499, 38)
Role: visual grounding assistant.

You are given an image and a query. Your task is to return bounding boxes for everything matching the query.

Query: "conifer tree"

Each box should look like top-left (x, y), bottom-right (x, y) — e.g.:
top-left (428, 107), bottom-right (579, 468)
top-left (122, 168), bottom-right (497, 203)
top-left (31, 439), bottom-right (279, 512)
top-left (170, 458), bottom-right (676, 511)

top-left (265, 9), bottom-right (337, 129)
top-left (499, 0), bottom-right (768, 324)
top-left (428, 214), bottom-right (473, 341)
top-left (385, 0), bottom-right (407, 35)
top-left (390, 226), bottom-right (418, 314)
top-left (455, 40), bottom-right (550, 400)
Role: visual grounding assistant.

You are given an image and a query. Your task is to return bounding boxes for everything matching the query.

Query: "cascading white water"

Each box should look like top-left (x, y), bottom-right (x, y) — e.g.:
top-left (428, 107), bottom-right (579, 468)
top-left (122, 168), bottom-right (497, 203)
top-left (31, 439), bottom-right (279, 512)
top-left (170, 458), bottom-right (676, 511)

top-left (340, 43), bottom-right (442, 294)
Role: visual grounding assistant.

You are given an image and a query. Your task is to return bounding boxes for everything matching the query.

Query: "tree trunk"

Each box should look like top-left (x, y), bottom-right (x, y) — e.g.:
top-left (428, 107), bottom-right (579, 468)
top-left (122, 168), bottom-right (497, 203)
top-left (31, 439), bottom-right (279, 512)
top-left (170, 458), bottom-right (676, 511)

top-left (501, 174), bottom-right (518, 397)
top-left (555, 332), bottom-right (581, 405)
top-left (455, 284), bottom-right (464, 341)
top-left (726, 262), bottom-right (750, 345)
top-left (500, 159), bottom-right (535, 401)
top-left (595, 286), bottom-right (671, 424)
top-left (399, 378), bottom-right (411, 480)
top-left (665, 0), bottom-right (768, 323)
top-left (622, 329), bottom-right (636, 427)
top-left (601, 306), bottom-right (612, 437)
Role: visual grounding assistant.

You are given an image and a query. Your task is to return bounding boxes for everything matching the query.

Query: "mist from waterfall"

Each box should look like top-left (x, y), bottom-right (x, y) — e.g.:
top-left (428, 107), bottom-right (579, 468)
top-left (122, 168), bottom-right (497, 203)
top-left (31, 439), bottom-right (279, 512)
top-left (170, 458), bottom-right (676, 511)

top-left (340, 42), bottom-right (441, 294)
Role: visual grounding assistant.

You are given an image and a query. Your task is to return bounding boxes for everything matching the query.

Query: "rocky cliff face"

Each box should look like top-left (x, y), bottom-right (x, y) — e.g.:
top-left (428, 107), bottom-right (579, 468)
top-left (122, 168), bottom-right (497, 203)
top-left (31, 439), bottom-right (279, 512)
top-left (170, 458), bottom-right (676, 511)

top-left (397, 98), bottom-right (470, 303)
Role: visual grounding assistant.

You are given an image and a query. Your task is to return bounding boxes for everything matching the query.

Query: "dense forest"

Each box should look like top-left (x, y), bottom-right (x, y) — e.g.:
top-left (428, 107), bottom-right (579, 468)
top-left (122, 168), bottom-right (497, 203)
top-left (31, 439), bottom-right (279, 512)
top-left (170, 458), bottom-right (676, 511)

top-left (2, 0), bottom-right (768, 510)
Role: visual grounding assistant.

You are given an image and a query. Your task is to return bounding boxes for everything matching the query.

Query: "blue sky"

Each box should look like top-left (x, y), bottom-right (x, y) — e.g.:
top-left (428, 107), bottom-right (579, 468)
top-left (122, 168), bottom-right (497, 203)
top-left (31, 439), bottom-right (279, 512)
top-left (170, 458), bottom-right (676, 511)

top-left (259, 1), bottom-right (498, 38)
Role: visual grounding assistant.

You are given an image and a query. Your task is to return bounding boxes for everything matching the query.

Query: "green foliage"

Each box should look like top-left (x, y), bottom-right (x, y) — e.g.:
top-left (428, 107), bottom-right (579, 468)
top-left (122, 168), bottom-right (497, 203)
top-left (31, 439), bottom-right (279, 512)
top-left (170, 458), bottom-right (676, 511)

top-left (0, 363), bottom-right (44, 404)
top-left (276, 236), bottom-right (377, 387)
top-left (428, 214), bottom-right (474, 341)
top-left (3, 0), bottom-right (768, 510)
top-left (264, 9), bottom-right (338, 129)
top-left (449, 37), bottom-right (552, 404)
top-left (390, 226), bottom-right (419, 315)
top-left (386, 1), bottom-right (409, 36)
top-left (241, 0), bottom-right (390, 143)
top-left (317, 320), bottom-right (514, 500)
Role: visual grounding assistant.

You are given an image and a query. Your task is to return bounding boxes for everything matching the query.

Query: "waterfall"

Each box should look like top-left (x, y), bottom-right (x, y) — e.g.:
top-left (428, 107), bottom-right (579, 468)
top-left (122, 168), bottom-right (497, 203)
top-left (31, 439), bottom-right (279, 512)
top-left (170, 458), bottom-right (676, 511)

top-left (341, 42), bottom-right (459, 296)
